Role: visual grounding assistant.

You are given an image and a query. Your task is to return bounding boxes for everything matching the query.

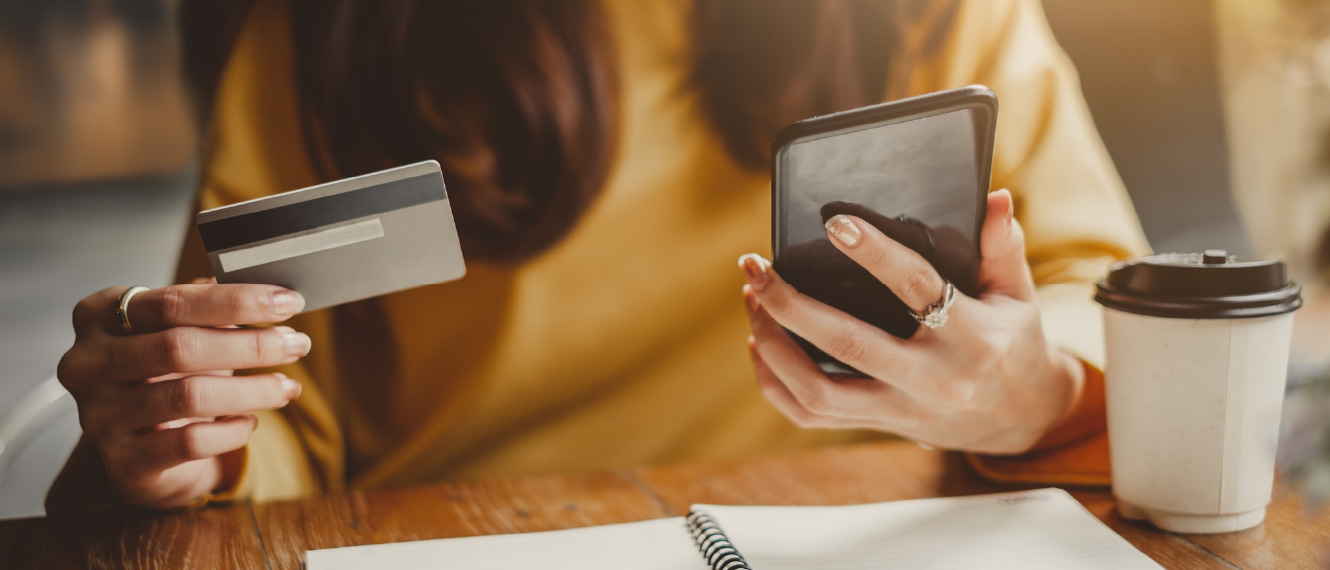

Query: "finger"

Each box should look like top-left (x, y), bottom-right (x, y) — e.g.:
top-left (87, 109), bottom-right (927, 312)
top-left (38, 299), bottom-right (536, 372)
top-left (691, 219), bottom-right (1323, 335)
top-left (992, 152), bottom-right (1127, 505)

top-left (977, 189), bottom-right (1035, 301)
top-left (117, 373), bottom-right (299, 430)
top-left (72, 287), bottom-right (130, 336)
top-left (105, 326), bottom-right (311, 382)
top-left (742, 284), bottom-right (760, 319)
top-left (122, 415), bottom-right (257, 474)
top-left (822, 215), bottom-right (949, 314)
top-left (739, 254), bottom-right (916, 384)
top-left (117, 283), bottom-right (305, 334)
top-left (748, 303), bottom-right (898, 420)
top-left (190, 277), bottom-right (218, 285)
top-left (748, 340), bottom-right (852, 429)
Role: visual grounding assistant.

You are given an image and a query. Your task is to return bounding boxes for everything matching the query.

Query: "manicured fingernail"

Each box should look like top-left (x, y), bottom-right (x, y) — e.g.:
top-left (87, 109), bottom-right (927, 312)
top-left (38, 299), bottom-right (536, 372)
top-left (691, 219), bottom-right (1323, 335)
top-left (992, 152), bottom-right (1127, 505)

top-left (276, 326), bottom-right (311, 357)
top-left (738, 253), bottom-right (769, 291)
top-left (281, 375), bottom-right (302, 399)
top-left (825, 215), bottom-right (862, 247)
top-left (270, 290), bottom-right (305, 316)
top-left (744, 289), bottom-right (760, 316)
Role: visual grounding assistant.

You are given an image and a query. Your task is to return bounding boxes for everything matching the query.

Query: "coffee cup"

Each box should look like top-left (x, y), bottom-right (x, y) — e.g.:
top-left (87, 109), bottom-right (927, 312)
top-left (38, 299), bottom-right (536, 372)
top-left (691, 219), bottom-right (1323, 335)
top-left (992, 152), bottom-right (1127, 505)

top-left (1094, 250), bottom-right (1302, 533)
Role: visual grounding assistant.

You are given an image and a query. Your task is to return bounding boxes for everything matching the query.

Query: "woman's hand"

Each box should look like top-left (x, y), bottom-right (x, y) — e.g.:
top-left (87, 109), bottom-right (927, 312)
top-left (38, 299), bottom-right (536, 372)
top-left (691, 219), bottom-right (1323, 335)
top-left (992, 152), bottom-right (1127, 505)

top-left (56, 282), bottom-right (310, 509)
top-left (740, 190), bottom-right (1085, 454)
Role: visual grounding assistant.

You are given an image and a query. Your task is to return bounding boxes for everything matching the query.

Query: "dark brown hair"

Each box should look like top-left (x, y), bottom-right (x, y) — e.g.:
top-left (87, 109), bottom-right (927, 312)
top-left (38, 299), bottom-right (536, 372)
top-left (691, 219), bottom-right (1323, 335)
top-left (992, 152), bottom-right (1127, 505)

top-left (181, 0), bottom-right (948, 261)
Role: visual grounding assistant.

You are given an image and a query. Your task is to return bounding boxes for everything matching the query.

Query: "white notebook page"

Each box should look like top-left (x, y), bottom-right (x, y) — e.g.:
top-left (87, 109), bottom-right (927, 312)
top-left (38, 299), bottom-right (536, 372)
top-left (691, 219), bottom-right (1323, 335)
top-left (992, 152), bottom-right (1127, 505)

top-left (303, 517), bottom-right (707, 570)
top-left (695, 488), bottom-right (1162, 569)
top-left (305, 489), bottom-right (1162, 569)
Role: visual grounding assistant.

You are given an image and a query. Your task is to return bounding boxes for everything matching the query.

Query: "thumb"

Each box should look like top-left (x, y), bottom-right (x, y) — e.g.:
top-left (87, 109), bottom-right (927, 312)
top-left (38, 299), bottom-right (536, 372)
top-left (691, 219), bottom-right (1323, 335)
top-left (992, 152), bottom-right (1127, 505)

top-left (978, 189), bottom-right (1035, 301)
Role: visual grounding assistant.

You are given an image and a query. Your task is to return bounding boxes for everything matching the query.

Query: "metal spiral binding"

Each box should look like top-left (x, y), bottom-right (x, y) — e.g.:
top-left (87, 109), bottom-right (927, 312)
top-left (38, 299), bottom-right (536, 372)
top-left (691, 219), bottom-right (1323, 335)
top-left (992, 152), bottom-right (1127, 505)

top-left (685, 510), bottom-right (752, 570)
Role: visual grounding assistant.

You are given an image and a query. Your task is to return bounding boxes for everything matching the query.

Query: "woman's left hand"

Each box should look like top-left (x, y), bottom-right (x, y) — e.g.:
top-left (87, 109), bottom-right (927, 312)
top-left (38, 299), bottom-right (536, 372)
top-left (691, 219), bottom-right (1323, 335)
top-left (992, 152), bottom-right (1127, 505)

top-left (740, 189), bottom-right (1085, 454)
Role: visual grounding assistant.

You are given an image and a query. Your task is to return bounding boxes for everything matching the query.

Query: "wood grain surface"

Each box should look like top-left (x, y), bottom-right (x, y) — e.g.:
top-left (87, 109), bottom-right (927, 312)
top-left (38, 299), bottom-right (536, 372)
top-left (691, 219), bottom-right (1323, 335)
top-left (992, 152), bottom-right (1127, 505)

top-left (252, 470), bottom-right (670, 570)
top-left (1, 497), bottom-right (267, 569)
top-left (3, 440), bottom-right (1326, 569)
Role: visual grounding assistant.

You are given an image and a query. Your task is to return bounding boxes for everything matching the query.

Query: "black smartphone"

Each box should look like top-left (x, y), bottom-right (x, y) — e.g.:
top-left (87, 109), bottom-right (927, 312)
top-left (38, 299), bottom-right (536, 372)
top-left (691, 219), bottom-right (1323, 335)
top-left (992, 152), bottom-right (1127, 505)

top-left (772, 85), bottom-right (997, 374)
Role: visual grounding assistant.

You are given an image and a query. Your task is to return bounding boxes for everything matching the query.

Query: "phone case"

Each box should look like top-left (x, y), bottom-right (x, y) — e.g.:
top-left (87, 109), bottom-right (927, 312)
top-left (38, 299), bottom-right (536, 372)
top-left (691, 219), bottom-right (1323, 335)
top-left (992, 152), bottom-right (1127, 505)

top-left (771, 85), bottom-right (998, 374)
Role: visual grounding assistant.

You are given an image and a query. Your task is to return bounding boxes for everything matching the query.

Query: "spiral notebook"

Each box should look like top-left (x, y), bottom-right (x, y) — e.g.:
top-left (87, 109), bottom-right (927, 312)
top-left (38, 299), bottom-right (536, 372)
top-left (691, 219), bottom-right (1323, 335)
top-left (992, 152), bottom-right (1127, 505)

top-left (303, 488), bottom-right (1162, 569)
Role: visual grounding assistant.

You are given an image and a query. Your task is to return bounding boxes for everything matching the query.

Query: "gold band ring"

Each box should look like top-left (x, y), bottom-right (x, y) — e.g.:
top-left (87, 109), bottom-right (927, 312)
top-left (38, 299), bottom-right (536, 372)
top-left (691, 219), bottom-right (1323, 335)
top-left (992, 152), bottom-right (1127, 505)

top-left (115, 286), bottom-right (150, 335)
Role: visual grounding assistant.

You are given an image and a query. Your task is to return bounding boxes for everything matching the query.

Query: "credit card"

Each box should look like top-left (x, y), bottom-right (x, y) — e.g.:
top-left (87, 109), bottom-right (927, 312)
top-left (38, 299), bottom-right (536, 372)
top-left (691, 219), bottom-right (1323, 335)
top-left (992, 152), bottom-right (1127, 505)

top-left (196, 160), bottom-right (466, 312)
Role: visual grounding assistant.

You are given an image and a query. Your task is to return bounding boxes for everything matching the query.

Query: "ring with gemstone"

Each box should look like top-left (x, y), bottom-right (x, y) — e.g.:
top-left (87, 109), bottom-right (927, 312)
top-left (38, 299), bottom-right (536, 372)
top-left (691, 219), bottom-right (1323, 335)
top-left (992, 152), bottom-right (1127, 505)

top-left (908, 281), bottom-right (956, 329)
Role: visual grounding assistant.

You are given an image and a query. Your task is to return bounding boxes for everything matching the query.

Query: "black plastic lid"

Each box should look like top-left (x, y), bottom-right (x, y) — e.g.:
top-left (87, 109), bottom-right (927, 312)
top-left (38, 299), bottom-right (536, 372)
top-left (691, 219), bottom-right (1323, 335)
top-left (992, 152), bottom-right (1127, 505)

top-left (1094, 250), bottom-right (1302, 319)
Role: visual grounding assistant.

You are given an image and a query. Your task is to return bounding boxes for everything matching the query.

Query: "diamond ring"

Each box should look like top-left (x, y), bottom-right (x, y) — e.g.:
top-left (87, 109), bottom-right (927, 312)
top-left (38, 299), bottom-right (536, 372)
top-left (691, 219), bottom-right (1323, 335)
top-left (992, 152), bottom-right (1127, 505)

top-left (907, 281), bottom-right (956, 329)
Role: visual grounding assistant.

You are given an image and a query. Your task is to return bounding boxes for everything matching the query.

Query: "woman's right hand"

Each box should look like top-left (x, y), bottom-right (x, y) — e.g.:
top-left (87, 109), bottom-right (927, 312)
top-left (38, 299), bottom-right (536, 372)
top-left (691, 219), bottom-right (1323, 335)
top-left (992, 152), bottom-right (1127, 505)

top-left (56, 283), bottom-right (311, 509)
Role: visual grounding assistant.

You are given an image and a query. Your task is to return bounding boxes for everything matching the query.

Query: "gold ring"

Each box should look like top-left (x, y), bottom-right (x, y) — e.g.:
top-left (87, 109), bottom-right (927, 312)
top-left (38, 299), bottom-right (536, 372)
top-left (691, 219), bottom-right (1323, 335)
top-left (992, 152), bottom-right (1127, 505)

top-left (115, 286), bottom-right (150, 335)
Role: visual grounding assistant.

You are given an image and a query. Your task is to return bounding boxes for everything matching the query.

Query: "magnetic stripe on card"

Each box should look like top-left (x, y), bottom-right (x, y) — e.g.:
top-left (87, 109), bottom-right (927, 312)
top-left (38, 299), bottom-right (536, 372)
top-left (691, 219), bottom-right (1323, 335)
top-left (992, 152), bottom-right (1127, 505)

top-left (198, 172), bottom-right (444, 251)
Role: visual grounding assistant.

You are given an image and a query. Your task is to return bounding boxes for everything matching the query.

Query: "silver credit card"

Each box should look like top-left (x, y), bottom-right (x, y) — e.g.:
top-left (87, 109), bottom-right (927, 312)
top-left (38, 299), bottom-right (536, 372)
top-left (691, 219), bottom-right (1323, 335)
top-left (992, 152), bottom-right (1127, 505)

top-left (196, 160), bottom-right (466, 312)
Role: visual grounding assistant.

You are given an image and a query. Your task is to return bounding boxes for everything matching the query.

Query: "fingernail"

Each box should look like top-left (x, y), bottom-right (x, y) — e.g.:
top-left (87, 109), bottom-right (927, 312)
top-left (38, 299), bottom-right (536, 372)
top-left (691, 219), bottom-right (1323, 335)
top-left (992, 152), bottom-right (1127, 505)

top-left (250, 414), bottom-right (259, 432)
top-left (1000, 189), bottom-right (1014, 225)
top-left (824, 215), bottom-right (862, 248)
top-left (743, 288), bottom-right (761, 317)
top-left (270, 290), bottom-right (305, 316)
top-left (738, 253), bottom-right (769, 291)
top-left (277, 326), bottom-right (312, 357)
top-left (281, 375), bottom-right (302, 399)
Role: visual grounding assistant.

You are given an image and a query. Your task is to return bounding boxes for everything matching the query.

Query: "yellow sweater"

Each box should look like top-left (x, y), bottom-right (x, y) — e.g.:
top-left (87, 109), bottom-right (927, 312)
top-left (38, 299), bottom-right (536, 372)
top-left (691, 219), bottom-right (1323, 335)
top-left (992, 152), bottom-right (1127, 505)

top-left (160, 0), bottom-right (1149, 502)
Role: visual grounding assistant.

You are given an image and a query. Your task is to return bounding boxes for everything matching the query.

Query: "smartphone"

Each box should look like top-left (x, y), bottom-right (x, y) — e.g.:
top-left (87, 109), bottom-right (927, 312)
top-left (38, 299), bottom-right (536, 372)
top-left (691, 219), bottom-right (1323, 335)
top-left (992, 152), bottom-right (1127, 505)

top-left (772, 85), bottom-right (997, 374)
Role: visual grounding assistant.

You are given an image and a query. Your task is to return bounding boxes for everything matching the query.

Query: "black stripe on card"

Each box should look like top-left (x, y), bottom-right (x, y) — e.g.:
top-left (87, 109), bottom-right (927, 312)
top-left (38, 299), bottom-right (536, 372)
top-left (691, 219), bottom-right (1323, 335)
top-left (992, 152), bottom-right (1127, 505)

top-left (198, 172), bottom-right (445, 252)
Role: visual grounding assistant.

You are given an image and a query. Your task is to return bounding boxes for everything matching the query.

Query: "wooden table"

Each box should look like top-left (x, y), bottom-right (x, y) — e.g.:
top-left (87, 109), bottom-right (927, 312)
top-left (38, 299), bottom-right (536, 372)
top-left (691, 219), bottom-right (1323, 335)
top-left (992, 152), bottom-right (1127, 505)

top-left (3, 441), bottom-right (1327, 569)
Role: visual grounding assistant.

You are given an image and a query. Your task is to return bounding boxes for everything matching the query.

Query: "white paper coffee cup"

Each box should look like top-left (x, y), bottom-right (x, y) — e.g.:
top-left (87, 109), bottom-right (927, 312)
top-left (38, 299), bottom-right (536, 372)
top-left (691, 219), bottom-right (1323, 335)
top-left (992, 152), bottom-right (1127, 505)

top-left (1095, 250), bottom-right (1302, 534)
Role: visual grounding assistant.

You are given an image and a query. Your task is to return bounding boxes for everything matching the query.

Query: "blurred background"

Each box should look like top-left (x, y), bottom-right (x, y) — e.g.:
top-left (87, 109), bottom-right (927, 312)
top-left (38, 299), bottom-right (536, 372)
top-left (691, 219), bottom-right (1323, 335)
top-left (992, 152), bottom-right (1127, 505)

top-left (1, 0), bottom-right (1328, 519)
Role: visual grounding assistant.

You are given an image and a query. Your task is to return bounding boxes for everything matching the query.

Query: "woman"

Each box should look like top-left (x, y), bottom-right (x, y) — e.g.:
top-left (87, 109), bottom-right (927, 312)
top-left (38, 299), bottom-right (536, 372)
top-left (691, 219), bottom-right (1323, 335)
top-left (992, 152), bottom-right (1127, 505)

top-left (50, 0), bottom-right (1148, 511)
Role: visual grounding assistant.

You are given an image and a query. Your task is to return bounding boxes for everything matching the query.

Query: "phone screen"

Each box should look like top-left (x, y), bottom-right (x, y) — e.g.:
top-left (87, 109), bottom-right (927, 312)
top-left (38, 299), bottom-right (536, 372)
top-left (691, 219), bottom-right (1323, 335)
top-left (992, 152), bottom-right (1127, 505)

top-left (777, 108), bottom-right (986, 355)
